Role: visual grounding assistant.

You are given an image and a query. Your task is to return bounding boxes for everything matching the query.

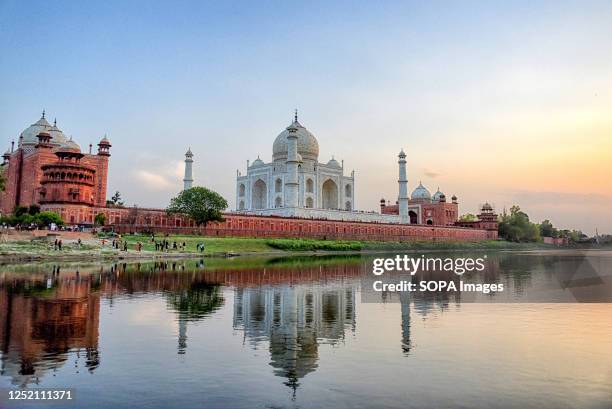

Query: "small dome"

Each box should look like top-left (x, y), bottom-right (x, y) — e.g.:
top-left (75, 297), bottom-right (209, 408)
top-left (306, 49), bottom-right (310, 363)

top-left (432, 187), bottom-right (445, 202)
top-left (272, 118), bottom-right (319, 163)
top-left (19, 113), bottom-right (52, 146)
top-left (482, 202), bottom-right (493, 211)
top-left (411, 181), bottom-right (431, 201)
top-left (327, 157), bottom-right (341, 168)
top-left (59, 137), bottom-right (81, 153)
top-left (451, 194), bottom-right (458, 202)
top-left (99, 136), bottom-right (111, 146)
top-left (251, 156), bottom-right (265, 168)
top-left (398, 149), bottom-right (406, 158)
top-left (48, 120), bottom-right (68, 145)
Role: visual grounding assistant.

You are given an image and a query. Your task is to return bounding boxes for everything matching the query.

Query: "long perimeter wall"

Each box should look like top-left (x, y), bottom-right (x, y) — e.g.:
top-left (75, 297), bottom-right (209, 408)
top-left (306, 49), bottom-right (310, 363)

top-left (42, 204), bottom-right (497, 241)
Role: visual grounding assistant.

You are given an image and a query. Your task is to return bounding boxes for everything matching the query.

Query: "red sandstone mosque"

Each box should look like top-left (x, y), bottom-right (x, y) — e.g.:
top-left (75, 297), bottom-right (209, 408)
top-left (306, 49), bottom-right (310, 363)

top-left (0, 112), bottom-right (497, 241)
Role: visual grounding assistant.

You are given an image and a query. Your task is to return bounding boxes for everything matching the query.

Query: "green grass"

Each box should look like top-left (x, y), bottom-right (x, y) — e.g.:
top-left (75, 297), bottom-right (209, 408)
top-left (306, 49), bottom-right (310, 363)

top-left (264, 238), bottom-right (552, 252)
top-left (1, 233), bottom-right (557, 261)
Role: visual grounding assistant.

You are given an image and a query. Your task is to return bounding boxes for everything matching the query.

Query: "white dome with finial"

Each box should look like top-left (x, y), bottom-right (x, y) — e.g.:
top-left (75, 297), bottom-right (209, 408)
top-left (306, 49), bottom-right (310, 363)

top-left (19, 112), bottom-right (68, 146)
top-left (19, 111), bottom-right (52, 146)
top-left (432, 187), bottom-right (445, 202)
top-left (251, 155), bottom-right (265, 167)
top-left (411, 181), bottom-right (432, 201)
top-left (327, 156), bottom-right (341, 168)
top-left (272, 111), bottom-right (319, 163)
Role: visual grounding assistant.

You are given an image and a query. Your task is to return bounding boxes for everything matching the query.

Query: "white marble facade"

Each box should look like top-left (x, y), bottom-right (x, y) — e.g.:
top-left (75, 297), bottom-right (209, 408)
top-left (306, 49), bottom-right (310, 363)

top-left (236, 114), bottom-right (355, 215)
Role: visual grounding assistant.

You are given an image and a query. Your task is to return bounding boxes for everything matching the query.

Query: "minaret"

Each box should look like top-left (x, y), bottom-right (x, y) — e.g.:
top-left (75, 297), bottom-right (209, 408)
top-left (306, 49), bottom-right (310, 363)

top-left (284, 113), bottom-right (299, 208)
top-left (183, 148), bottom-right (194, 190)
top-left (398, 149), bottom-right (409, 223)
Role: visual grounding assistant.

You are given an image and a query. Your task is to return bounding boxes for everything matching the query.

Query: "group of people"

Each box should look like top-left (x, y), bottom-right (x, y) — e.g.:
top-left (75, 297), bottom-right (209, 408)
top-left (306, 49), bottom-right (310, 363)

top-left (154, 239), bottom-right (188, 252)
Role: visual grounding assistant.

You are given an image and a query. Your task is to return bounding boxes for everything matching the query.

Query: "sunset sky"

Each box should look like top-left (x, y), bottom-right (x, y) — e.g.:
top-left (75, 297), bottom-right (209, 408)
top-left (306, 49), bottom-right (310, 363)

top-left (1, 1), bottom-right (611, 234)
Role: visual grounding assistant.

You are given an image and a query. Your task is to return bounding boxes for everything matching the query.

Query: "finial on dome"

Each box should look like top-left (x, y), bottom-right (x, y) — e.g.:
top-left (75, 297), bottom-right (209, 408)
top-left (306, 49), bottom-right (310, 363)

top-left (294, 109), bottom-right (298, 122)
top-left (53, 118), bottom-right (57, 126)
top-left (42, 109), bottom-right (46, 119)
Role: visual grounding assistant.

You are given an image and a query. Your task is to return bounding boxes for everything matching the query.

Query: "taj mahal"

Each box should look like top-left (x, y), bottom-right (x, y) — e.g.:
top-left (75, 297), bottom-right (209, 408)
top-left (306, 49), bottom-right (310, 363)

top-left (227, 111), bottom-right (461, 225)
top-left (235, 112), bottom-right (355, 214)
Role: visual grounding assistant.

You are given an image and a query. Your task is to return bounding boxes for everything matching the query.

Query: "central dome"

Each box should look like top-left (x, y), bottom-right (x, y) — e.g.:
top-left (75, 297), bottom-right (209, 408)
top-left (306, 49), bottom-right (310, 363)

top-left (19, 113), bottom-right (68, 146)
top-left (272, 119), bottom-right (319, 162)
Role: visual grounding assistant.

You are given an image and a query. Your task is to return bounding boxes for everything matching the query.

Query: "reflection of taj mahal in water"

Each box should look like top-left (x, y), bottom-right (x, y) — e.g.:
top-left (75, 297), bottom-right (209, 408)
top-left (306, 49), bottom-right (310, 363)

top-left (233, 283), bottom-right (356, 389)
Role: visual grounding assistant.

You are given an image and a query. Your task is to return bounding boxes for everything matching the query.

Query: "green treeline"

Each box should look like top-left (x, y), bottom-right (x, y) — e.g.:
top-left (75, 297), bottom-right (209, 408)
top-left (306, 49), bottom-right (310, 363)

top-left (498, 205), bottom-right (582, 243)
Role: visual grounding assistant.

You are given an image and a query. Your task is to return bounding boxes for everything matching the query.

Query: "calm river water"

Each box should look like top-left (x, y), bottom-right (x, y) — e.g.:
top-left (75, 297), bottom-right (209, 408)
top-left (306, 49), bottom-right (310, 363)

top-left (0, 250), bottom-right (611, 409)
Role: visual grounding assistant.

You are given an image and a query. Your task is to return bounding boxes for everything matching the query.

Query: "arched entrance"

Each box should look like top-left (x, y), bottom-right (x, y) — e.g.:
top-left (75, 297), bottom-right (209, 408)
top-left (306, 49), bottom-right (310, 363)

top-left (252, 179), bottom-right (267, 209)
top-left (426, 219), bottom-right (433, 225)
top-left (409, 210), bottom-right (418, 224)
top-left (322, 179), bottom-right (338, 209)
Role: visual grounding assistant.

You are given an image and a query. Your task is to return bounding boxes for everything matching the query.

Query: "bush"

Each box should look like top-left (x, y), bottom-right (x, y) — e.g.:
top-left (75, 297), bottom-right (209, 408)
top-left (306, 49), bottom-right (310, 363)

top-left (266, 239), bottom-right (363, 252)
top-left (35, 211), bottom-right (64, 227)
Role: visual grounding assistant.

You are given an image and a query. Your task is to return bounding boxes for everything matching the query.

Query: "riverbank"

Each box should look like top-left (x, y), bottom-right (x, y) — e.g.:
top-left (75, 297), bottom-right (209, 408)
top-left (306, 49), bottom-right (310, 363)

top-left (0, 231), bottom-right (564, 262)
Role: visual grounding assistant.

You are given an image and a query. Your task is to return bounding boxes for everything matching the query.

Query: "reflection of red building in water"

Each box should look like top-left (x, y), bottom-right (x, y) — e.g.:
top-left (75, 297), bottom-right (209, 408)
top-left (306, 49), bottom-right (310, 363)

top-left (0, 276), bottom-right (100, 386)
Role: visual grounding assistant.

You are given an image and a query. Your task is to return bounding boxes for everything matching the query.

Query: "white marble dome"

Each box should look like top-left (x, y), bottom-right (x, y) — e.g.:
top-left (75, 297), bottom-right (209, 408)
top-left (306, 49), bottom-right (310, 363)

top-left (411, 182), bottom-right (431, 201)
top-left (59, 137), bottom-right (81, 152)
top-left (327, 157), bottom-right (341, 168)
top-left (19, 113), bottom-right (68, 146)
top-left (432, 187), bottom-right (445, 202)
top-left (250, 156), bottom-right (265, 168)
top-left (272, 119), bottom-right (319, 162)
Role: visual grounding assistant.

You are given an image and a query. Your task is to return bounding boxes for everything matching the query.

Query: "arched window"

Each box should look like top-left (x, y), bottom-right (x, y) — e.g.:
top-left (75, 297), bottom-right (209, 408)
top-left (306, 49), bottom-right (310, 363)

top-left (306, 197), bottom-right (314, 208)
top-left (426, 219), bottom-right (433, 225)
top-left (251, 179), bottom-right (267, 209)
top-left (345, 201), bottom-right (351, 211)
top-left (345, 184), bottom-right (352, 197)
top-left (306, 178), bottom-right (314, 193)
top-left (409, 210), bottom-right (418, 224)
top-left (239, 184), bottom-right (245, 197)
top-left (239, 200), bottom-right (245, 210)
top-left (275, 197), bottom-right (282, 208)
top-left (275, 178), bottom-right (282, 193)
top-left (322, 179), bottom-right (338, 209)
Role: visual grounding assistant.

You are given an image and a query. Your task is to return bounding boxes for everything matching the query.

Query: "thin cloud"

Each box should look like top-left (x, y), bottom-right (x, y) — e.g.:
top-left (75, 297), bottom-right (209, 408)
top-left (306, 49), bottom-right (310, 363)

top-left (422, 169), bottom-right (440, 178)
top-left (134, 170), bottom-right (175, 190)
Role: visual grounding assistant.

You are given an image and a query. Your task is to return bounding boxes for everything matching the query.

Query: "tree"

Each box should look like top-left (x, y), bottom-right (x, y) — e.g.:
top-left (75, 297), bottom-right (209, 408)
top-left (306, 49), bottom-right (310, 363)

top-left (498, 205), bottom-right (540, 242)
top-left (459, 213), bottom-right (478, 222)
top-left (14, 205), bottom-right (29, 217)
top-left (28, 204), bottom-right (41, 215)
top-left (0, 170), bottom-right (6, 192)
top-left (107, 191), bottom-right (124, 207)
top-left (167, 187), bottom-right (228, 226)
top-left (35, 211), bottom-right (64, 228)
top-left (539, 219), bottom-right (558, 238)
top-left (94, 213), bottom-right (106, 226)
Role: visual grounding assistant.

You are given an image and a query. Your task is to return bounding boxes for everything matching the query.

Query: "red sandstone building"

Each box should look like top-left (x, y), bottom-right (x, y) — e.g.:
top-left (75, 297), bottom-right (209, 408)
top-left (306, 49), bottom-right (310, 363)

top-left (1, 113), bottom-right (497, 241)
top-left (1, 112), bottom-right (110, 223)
